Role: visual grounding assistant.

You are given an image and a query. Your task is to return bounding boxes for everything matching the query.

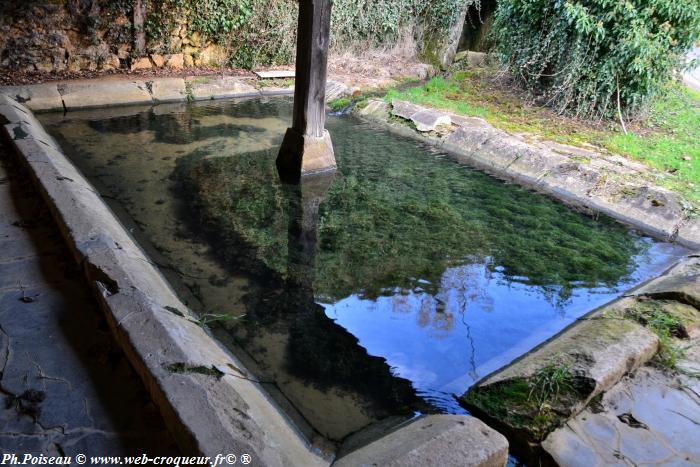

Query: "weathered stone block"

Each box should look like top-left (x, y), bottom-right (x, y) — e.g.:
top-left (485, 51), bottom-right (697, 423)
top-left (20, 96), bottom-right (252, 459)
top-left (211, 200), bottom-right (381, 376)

top-left (150, 78), bottom-right (187, 103)
top-left (58, 80), bottom-right (152, 109)
top-left (0, 84), bottom-right (64, 112)
top-left (277, 128), bottom-right (336, 181)
top-left (411, 109), bottom-right (451, 132)
top-left (334, 415), bottom-right (509, 467)
top-left (150, 54), bottom-right (165, 68)
top-left (187, 76), bottom-right (260, 100)
top-left (131, 57), bottom-right (152, 70)
top-left (165, 53), bottom-right (185, 69)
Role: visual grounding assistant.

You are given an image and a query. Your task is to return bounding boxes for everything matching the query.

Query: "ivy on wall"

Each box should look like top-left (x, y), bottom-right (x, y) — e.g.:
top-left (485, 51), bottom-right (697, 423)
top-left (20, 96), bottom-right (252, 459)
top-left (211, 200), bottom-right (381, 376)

top-left (144, 0), bottom-right (475, 68)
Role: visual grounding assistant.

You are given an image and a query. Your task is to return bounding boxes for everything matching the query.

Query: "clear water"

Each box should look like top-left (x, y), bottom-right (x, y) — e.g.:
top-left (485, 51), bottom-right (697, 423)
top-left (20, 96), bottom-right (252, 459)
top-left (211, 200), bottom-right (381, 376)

top-left (40, 97), bottom-right (686, 444)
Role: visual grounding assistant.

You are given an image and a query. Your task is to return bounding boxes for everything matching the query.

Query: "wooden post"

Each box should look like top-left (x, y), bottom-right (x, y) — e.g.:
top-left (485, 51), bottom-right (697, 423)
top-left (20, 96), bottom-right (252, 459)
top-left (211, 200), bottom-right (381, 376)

top-left (133, 0), bottom-right (146, 57)
top-left (277, 0), bottom-right (336, 182)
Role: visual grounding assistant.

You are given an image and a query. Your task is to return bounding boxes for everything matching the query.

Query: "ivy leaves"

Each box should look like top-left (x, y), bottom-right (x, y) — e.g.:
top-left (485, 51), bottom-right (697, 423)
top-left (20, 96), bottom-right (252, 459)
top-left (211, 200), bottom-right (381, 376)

top-left (494, 0), bottom-right (700, 119)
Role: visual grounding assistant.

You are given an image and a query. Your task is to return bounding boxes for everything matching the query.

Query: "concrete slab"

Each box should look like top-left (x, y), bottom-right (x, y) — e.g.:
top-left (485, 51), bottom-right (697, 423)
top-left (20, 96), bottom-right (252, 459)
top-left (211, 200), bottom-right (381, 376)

top-left (150, 77), bottom-right (188, 103)
top-left (254, 70), bottom-right (296, 79)
top-left (58, 80), bottom-right (153, 110)
top-left (0, 84), bottom-right (64, 112)
top-left (186, 76), bottom-right (260, 101)
top-left (334, 415), bottom-right (509, 467)
top-left (0, 148), bottom-right (174, 457)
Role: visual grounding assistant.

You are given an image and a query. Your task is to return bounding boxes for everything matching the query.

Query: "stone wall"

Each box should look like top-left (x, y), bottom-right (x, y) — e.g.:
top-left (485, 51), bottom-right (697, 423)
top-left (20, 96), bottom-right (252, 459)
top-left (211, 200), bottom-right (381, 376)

top-left (0, 1), bottom-right (224, 74)
top-left (1, 1), bottom-right (128, 73)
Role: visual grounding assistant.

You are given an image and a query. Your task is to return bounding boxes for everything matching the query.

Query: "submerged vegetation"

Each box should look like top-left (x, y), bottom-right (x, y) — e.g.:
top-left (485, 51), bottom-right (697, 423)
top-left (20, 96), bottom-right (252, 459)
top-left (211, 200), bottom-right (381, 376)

top-left (175, 101), bottom-right (646, 302)
top-left (386, 69), bottom-right (700, 204)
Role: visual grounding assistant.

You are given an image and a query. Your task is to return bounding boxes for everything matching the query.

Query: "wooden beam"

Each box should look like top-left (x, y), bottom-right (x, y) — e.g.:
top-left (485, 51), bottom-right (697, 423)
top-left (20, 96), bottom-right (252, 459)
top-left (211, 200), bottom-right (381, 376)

top-left (277, 0), bottom-right (336, 181)
top-left (292, 0), bottom-right (332, 137)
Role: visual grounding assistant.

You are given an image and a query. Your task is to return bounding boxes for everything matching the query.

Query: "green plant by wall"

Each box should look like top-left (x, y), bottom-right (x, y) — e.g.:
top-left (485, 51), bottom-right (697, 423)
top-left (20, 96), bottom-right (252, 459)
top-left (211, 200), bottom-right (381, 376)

top-left (492, 0), bottom-right (700, 119)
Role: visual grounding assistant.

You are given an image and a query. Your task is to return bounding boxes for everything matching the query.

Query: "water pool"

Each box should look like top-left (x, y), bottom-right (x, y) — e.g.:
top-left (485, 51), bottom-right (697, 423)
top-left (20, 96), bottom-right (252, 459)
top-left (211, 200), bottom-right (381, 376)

top-left (40, 97), bottom-right (686, 444)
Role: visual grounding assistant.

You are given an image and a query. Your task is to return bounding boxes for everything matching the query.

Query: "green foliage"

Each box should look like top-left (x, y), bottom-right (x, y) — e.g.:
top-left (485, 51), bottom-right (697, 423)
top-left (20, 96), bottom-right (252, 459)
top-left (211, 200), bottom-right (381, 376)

top-left (329, 97), bottom-right (352, 111)
top-left (492, 0), bottom-right (700, 118)
top-left (331, 0), bottom-right (473, 48)
top-left (189, 0), bottom-right (252, 39)
top-left (144, 0), bottom-right (476, 68)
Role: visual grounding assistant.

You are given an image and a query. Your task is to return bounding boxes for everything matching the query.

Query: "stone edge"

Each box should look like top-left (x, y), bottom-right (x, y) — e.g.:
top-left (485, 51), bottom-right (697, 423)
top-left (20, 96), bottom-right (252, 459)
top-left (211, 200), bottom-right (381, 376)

top-left (0, 94), bottom-right (326, 466)
top-left (0, 95), bottom-right (508, 467)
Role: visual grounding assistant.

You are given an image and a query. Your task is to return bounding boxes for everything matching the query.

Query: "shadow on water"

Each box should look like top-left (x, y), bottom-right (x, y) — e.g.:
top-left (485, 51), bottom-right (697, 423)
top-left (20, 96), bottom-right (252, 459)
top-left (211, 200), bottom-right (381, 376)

top-left (40, 97), bottom-right (688, 446)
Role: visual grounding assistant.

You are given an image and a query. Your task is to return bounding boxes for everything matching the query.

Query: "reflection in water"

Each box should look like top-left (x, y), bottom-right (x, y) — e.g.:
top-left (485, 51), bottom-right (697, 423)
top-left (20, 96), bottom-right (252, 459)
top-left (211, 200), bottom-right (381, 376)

top-left (40, 97), bottom-right (687, 444)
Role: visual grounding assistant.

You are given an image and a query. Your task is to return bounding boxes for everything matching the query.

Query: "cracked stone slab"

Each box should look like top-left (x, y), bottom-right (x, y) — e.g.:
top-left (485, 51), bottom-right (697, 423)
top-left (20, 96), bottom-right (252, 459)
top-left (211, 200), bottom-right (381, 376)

top-left (58, 80), bottom-right (153, 110)
top-left (410, 109), bottom-right (451, 132)
top-left (149, 78), bottom-right (188, 103)
top-left (391, 100), bottom-right (452, 132)
top-left (543, 337), bottom-right (700, 467)
top-left (0, 85), bottom-right (64, 112)
top-left (391, 99), bottom-right (423, 120)
top-left (0, 150), bottom-right (174, 457)
top-left (633, 255), bottom-right (700, 309)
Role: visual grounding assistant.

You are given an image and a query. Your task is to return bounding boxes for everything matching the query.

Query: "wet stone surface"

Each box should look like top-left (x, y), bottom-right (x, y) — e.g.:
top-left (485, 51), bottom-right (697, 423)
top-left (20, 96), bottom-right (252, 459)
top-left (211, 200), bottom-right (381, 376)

top-left (0, 148), bottom-right (175, 456)
top-left (543, 333), bottom-right (700, 466)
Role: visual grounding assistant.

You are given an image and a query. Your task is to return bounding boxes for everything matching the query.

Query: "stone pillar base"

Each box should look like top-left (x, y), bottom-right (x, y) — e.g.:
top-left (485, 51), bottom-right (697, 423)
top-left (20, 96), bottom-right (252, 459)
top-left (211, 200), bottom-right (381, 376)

top-left (276, 128), bottom-right (336, 183)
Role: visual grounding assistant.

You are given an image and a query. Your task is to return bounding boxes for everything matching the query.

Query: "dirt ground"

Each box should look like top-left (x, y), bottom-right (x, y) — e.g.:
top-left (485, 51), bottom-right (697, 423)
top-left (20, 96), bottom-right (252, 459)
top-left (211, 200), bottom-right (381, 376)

top-left (0, 53), bottom-right (434, 87)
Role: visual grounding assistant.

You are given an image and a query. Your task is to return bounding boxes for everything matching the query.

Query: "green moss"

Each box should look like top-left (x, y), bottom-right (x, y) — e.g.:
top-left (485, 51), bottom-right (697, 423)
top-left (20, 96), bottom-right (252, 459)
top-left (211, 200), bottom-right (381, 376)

top-left (329, 97), bottom-right (352, 112)
top-left (165, 363), bottom-right (224, 379)
top-left (462, 363), bottom-right (583, 441)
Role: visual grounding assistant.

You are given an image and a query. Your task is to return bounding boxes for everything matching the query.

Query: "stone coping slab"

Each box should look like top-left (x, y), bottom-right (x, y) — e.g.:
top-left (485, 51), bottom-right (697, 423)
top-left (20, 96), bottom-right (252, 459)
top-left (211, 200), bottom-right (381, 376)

top-left (0, 96), bottom-right (508, 467)
top-left (0, 76), bottom-right (353, 113)
top-left (359, 99), bottom-right (700, 250)
top-left (333, 415), bottom-right (508, 467)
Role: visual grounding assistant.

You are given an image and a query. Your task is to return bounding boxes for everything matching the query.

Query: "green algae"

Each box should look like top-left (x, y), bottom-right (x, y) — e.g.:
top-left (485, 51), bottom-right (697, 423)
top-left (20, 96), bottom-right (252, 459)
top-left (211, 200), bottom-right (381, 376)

top-left (176, 116), bottom-right (647, 302)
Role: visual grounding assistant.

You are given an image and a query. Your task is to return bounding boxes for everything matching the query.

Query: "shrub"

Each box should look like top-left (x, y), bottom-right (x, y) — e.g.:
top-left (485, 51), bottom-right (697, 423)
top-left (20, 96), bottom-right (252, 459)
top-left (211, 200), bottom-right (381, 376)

top-left (492, 0), bottom-right (700, 119)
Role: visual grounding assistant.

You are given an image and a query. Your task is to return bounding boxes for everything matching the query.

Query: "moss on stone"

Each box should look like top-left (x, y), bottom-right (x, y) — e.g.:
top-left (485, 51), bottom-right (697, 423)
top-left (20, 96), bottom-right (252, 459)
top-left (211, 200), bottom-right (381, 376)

top-left (462, 363), bottom-right (590, 442)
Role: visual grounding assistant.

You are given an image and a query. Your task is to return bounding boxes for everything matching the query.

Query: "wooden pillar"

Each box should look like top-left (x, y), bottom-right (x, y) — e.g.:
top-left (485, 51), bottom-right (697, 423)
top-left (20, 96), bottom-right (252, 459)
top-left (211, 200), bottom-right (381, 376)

top-left (133, 0), bottom-right (146, 56)
top-left (277, 0), bottom-right (337, 182)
